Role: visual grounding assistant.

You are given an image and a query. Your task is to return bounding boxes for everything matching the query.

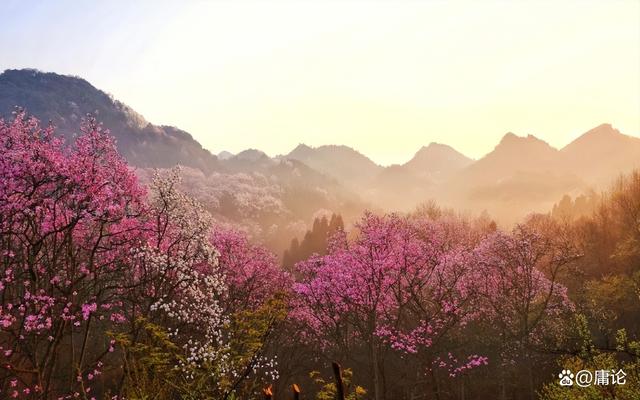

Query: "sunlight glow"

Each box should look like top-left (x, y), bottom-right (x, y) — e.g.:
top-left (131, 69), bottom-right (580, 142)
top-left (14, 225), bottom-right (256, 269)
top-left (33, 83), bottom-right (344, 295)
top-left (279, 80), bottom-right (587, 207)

top-left (2, 0), bottom-right (639, 164)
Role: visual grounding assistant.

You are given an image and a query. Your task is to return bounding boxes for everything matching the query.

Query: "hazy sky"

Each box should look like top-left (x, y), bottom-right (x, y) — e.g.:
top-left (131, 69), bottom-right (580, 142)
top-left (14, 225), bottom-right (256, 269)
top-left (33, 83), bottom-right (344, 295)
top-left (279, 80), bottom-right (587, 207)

top-left (1, 1), bottom-right (639, 165)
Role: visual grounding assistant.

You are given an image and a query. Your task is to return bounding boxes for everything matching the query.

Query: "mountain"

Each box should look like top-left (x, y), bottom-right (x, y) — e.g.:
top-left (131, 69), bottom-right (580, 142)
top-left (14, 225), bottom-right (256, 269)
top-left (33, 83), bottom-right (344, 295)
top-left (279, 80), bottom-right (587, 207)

top-left (285, 144), bottom-right (383, 188)
top-left (286, 143), bottom-right (315, 160)
top-left (2, 68), bottom-right (638, 228)
top-left (221, 149), bottom-right (277, 172)
top-left (459, 132), bottom-right (563, 186)
top-left (217, 150), bottom-right (234, 160)
top-left (234, 149), bottom-right (270, 162)
top-left (136, 157), bottom-right (369, 253)
top-left (458, 127), bottom-right (640, 191)
top-left (403, 142), bottom-right (473, 179)
top-left (0, 69), bottom-right (220, 172)
top-left (0, 69), bottom-right (371, 254)
top-left (367, 165), bottom-right (435, 211)
top-left (440, 133), bottom-right (579, 224)
top-left (561, 123), bottom-right (640, 185)
top-left (359, 144), bottom-right (471, 211)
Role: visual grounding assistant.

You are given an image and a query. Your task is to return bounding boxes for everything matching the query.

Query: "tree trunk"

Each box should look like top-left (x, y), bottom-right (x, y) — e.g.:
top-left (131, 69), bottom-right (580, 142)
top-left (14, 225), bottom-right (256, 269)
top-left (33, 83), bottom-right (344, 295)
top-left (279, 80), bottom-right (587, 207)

top-left (500, 366), bottom-right (507, 400)
top-left (429, 366), bottom-right (441, 400)
top-left (371, 340), bottom-right (384, 400)
top-left (332, 362), bottom-right (346, 400)
top-left (527, 352), bottom-right (535, 400)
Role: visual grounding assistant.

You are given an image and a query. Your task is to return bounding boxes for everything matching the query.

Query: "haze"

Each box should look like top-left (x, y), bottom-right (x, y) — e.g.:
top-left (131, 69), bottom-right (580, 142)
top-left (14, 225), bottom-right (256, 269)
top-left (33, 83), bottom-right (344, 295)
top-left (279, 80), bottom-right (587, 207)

top-left (1, 0), bottom-right (639, 165)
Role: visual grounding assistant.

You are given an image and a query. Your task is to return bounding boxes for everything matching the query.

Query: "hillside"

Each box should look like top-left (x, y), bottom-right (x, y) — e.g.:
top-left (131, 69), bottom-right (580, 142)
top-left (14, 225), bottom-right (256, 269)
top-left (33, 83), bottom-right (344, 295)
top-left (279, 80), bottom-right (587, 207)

top-left (0, 69), bottom-right (368, 253)
top-left (2, 68), bottom-right (639, 227)
top-left (561, 123), bottom-right (640, 185)
top-left (285, 144), bottom-right (383, 188)
top-left (0, 69), bottom-right (221, 172)
top-left (403, 142), bottom-right (473, 179)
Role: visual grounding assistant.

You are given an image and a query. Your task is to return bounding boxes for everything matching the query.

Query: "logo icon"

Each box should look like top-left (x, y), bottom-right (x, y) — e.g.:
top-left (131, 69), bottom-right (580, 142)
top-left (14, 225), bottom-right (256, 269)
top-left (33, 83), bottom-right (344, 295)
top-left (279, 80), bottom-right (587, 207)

top-left (560, 368), bottom-right (626, 387)
top-left (575, 370), bottom-right (593, 387)
top-left (559, 369), bottom-right (574, 386)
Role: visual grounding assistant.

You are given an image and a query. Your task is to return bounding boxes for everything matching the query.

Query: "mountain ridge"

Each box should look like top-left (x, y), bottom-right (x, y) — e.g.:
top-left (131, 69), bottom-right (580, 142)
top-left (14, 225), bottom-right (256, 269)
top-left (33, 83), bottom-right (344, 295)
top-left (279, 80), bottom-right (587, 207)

top-left (2, 68), bottom-right (639, 225)
top-left (403, 142), bottom-right (473, 177)
top-left (283, 143), bottom-right (383, 189)
top-left (0, 68), bottom-right (221, 172)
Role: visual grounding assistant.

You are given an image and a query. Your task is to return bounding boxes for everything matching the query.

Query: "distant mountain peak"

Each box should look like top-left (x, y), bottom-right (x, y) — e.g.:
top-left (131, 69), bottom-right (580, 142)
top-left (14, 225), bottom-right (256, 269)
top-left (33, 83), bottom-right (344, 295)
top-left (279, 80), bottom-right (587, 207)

top-left (562, 122), bottom-right (638, 152)
top-left (287, 143), bottom-right (377, 163)
top-left (403, 142), bottom-right (472, 176)
top-left (217, 150), bottom-right (234, 160)
top-left (594, 122), bottom-right (613, 130)
top-left (562, 123), bottom-right (632, 153)
top-left (499, 132), bottom-right (518, 143)
top-left (419, 142), bottom-right (448, 151)
top-left (496, 132), bottom-right (553, 150)
top-left (284, 142), bottom-right (381, 186)
top-left (419, 142), bottom-right (462, 153)
top-left (287, 143), bottom-right (316, 159)
top-left (461, 130), bottom-right (561, 187)
top-left (581, 123), bottom-right (618, 137)
top-left (235, 148), bottom-right (269, 161)
top-left (499, 131), bottom-right (536, 143)
top-left (293, 143), bottom-right (313, 151)
top-left (312, 144), bottom-right (369, 156)
top-left (558, 123), bottom-right (640, 185)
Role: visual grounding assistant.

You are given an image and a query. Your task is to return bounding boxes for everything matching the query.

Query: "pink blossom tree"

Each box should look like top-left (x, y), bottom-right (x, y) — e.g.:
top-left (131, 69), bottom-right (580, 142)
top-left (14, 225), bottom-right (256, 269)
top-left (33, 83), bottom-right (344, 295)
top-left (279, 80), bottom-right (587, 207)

top-left (116, 168), bottom-right (289, 398)
top-left (473, 219), bottom-right (579, 399)
top-left (212, 228), bottom-right (291, 313)
top-left (211, 228), bottom-right (292, 397)
top-left (293, 212), bottom-right (485, 400)
top-left (0, 112), bottom-right (145, 399)
top-left (0, 113), bottom-right (288, 399)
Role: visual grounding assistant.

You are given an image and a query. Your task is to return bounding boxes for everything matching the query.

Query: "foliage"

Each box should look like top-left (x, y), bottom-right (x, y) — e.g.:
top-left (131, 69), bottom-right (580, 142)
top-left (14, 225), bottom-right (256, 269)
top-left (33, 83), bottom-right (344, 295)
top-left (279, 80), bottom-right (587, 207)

top-left (282, 213), bottom-right (344, 268)
top-left (540, 316), bottom-right (640, 400)
top-left (2, 110), bottom-right (640, 399)
top-left (0, 111), bottom-right (145, 398)
top-left (292, 212), bottom-right (575, 399)
top-left (310, 367), bottom-right (366, 400)
top-left (0, 112), bottom-right (287, 399)
top-left (111, 318), bottom-right (181, 400)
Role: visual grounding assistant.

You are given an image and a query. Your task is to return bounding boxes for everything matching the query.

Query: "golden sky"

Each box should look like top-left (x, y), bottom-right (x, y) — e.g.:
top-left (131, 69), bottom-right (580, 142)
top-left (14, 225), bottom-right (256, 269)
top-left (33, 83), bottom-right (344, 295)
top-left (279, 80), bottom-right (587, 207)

top-left (2, 0), bottom-right (640, 165)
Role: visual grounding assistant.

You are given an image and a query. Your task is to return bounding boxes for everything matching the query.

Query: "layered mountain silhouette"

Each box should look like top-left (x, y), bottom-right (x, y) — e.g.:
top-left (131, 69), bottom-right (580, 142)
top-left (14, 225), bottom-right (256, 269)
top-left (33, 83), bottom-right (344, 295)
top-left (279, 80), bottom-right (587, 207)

top-left (222, 149), bottom-right (275, 172)
top-left (284, 144), bottom-right (383, 189)
top-left (361, 143), bottom-right (475, 210)
top-left (217, 150), bottom-right (234, 160)
top-left (561, 123), bottom-right (640, 186)
top-left (460, 133), bottom-right (562, 185)
top-left (0, 69), bottom-right (221, 172)
top-left (403, 142), bottom-right (473, 178)
top-left (2, 68), bottom-right (639, 227)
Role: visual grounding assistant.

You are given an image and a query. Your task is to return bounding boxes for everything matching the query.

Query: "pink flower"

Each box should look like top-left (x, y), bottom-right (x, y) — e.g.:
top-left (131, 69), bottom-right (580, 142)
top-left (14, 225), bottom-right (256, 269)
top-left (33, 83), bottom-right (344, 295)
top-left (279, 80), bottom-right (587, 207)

top-left (81, 303), bottom-right (98, 320)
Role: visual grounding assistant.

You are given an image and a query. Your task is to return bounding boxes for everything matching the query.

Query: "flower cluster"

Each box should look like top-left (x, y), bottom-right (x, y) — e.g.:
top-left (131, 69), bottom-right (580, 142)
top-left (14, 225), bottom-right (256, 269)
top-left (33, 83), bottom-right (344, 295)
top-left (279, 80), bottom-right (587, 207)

top-left (0, 113), bottom-right (286, 399)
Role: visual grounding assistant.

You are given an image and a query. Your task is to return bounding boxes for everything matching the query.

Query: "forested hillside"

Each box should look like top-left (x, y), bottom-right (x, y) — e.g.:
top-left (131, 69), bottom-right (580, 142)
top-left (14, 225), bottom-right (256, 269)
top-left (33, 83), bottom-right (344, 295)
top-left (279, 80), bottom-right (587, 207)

top-left (3, 69), bottom-right (639, 244)
top-left (1, 112), bottom-right (638, 399)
